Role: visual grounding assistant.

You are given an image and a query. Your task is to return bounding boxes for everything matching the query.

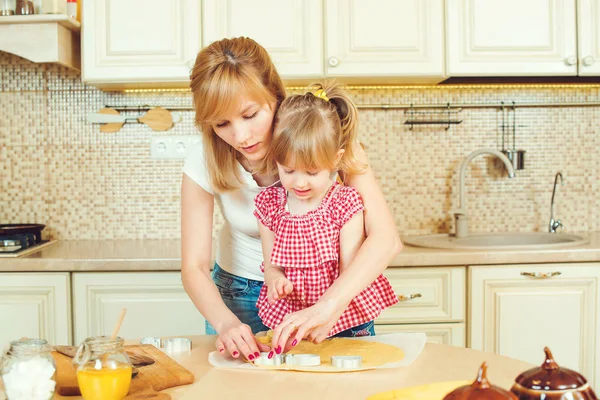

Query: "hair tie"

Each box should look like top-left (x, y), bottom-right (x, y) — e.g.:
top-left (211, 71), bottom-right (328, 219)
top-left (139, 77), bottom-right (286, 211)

top-left (314, 89), bottom-right (329, 102)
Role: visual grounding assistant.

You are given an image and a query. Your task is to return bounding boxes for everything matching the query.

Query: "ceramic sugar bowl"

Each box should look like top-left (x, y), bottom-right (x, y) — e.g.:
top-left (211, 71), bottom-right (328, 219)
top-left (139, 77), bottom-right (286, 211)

top-left (510, 347), bottom-right (597, 400)
top-left (444, 362), bottom-right (518, 399)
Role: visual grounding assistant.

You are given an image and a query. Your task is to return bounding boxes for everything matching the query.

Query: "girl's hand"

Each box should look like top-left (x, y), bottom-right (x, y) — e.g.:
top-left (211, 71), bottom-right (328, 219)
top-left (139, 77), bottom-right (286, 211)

top-left (270, 298), bottom-right (347, 354)
top-left (214, 321), bottom-right (270, 361)
top-left (267, 277), bottom-right (294, 304)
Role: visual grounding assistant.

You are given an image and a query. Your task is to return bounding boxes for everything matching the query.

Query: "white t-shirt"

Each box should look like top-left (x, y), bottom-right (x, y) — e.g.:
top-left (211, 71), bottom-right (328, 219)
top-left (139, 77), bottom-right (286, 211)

top-left (182, 142), bottom-right (274, 281)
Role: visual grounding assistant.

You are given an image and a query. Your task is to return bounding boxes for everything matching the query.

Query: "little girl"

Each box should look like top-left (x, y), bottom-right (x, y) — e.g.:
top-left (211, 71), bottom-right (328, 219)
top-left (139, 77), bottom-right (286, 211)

top-left (253, 82), bottom-right (398, 339)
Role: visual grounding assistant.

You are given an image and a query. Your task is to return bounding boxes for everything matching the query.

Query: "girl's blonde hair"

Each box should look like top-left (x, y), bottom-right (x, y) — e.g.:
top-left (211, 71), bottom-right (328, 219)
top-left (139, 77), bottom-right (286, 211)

top-left (190, 37), bottom-right (286, 192)
top-left (261, 81), bottom-right (366, 176)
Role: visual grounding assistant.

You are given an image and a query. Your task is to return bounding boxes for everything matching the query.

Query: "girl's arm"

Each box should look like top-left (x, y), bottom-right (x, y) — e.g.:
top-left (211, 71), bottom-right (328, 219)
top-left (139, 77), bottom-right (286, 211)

top-left (258, 222), bottom-right (292, 303)
top-left (270, 144), bottom-right (402, 350)
top-left (180, 174), bottom-right (267, 359)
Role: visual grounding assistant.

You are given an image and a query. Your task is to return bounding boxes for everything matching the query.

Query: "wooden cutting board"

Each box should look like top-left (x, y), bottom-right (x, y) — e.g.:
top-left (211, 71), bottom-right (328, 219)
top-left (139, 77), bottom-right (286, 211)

top-left (52, 344), bottom-right (194, 398)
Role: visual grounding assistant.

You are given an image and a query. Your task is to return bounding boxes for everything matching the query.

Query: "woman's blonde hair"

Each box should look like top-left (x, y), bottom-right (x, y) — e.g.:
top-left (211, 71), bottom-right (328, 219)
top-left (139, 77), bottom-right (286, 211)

top-left (190, 37), bottom-right (286, 192)
top-left (261, 81), bottom-right (366, 176)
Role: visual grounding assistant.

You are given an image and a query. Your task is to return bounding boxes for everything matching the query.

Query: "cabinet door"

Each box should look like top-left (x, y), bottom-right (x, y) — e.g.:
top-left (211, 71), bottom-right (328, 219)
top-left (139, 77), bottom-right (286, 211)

top-left (469, 263), bottom-right (600, 388)
top-left (446, 0), bottom-right (578, 76)
top-left (376, 323), bottom-right (466, 347)
top-left (578, 0), bottom-right (600, 75)
top-left (325, 0), bottom-right (445, 81)
top-left (203, 0), bottom-right (323, 79)
top-left (81, 0), bottom-right (202, 86)
top-left (72, 272), bottom-right (205, 344)
top-left (0, 273), bottom-right (71, 346)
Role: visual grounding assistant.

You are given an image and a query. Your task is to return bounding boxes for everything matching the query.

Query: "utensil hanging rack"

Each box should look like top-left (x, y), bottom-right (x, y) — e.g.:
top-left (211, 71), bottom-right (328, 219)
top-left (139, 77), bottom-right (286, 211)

top-left (404, 103), bottom-right (462, 130)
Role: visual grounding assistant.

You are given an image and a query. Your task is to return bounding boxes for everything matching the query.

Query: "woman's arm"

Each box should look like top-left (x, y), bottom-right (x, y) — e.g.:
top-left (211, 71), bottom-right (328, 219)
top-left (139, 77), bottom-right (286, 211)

top-left (181, 174), bottom-right (266, 359)
top-left (270, 145), bottom-right (402, 350)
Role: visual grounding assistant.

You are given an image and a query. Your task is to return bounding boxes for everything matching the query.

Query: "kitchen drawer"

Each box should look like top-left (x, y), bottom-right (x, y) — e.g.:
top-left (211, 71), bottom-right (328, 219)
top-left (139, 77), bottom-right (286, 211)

top-left (377, 267), bottom-right (466, 324)
top-left (375, 323), bottom-right (466, 347)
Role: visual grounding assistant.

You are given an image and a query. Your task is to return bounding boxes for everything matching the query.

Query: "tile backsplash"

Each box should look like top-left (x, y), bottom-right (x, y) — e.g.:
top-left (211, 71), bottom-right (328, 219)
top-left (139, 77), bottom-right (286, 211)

top-left (1, 51), bottom-right (599, 240)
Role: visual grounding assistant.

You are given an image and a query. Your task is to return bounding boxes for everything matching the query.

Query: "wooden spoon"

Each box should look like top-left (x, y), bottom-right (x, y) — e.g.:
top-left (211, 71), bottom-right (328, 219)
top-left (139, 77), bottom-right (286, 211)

top-left (98, 108), bottom-right (125, 133)
top-left (138, 107), bottom-right (173, 131)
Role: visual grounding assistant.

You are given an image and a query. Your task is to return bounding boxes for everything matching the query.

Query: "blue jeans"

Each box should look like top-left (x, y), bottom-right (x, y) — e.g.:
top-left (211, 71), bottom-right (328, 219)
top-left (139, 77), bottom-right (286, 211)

top-left (205, 264), bottom-right (269, 335)
top-left (333, 320), bottom-right (376, 338)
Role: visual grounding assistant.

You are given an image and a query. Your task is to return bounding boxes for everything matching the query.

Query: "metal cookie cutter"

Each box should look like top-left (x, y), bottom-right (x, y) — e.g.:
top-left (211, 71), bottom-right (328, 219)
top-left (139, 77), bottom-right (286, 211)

top-left (254, 352), bottom-right (283, 367)
top-left (331, 356), bottom-right (362, 369)
top-left (163, 338), bottom-right (192, 352)
top-left (140, 336), bottom-right (161, 348)
top-left (285, 354), bottom-right (321, 367)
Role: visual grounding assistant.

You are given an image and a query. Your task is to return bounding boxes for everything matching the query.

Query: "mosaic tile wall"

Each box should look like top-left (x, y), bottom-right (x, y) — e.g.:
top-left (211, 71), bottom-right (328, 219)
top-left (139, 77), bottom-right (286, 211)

top-left (1, 51), bottom-right (599, 240)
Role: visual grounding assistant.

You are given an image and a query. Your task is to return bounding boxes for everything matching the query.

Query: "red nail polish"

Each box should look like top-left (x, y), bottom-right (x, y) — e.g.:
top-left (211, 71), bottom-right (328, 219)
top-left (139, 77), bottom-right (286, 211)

top-left (219, 348), bottom-right (225, 353)
top-left (248, 354), bottom-right (254, 360)
top-left (292, 339), bottom-right (298, 347)
top-left (268, 351), bottom-right (274, 359)
top-left (233, 351), bottom-right (239, 357)
top-left (275, 346), bottom-right (282, 354)
top-left (254, 352), bottom-right (260, 358)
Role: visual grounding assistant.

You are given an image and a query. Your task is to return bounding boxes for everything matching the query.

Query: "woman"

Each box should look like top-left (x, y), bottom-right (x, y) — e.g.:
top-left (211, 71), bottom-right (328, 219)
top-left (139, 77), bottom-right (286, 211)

top-left (181, 37), bottom-right (402, 361)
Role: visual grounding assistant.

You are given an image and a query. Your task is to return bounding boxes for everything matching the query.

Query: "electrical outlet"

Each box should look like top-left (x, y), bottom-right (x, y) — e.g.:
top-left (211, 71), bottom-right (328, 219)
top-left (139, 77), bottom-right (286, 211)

top-left (150, 135), bottom-right (201, 159)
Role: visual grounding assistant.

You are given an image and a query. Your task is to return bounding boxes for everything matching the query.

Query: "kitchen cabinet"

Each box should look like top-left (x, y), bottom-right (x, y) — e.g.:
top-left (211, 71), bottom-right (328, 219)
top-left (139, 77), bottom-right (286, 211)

top-left (325, 0), bottom-right (445, 82)
top-left (0, 273), bottom-right (71, 347)
top-left (203, 0), bottom-right (323, 79)
top-left (81, 0), bottom-right (202, 87)
top-left (446, 0), bottom-right (579, 76)
top-left (376, 323), bottom-right (466, 347)
top-left (469, 263), bottom-right (600, 388)
top-left (72, 272), bottom-right (205, 344)
top-left (578, 0), bottom-right (600, 75)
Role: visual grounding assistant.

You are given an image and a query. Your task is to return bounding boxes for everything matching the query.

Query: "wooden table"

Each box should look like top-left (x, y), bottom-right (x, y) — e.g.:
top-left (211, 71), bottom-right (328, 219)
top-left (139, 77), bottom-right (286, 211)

top-left (1, 336), bottom-right (534, 400)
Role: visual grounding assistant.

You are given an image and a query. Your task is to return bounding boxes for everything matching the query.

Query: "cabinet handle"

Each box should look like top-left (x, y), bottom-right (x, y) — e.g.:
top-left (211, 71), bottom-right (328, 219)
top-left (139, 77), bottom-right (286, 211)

top-left (397, 293), bottom-right (422, 301)
top-left (565, 56), bottom-right (577, 66)
top-left (583, 56), bottom-right (595, 66)
top-left (328, 57), bottom-right (340, 67)
top-left (520, 271), bottom-right (562, 278)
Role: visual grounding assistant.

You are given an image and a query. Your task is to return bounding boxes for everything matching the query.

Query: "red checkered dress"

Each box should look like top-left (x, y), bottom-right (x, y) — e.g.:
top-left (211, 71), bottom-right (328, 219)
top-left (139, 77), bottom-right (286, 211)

top-left (253, 182), bottom-right (398, 337)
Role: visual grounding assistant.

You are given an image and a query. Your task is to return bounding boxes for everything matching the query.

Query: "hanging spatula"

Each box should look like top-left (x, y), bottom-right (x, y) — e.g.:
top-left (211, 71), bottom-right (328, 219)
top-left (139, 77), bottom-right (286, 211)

top-left (88, 107), bottom-right (178, 132)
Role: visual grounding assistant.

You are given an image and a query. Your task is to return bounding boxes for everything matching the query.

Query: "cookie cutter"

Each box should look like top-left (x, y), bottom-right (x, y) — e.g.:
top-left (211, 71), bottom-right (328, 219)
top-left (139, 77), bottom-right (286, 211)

top-left (163, 338), bottom-right (192, 352)
top-left (254, 352), bottom-right (283, 367)
top-left (140, 336), bottom-right (161, 348)
top-left (285, 353), bottom-right (321, 367)
top-left (331, 355), bottom-right (362, 369)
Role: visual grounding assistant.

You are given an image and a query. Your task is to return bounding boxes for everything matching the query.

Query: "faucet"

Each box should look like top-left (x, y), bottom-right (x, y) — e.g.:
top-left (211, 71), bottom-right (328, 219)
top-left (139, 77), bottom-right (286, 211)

top-left (453, 149), bottom-right (516, 238)
top-left (549, 172), bottom-right (564, 233)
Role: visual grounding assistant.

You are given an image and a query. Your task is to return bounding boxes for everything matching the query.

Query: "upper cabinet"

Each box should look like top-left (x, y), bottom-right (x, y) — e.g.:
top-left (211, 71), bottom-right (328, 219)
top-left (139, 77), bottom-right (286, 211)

top-left (81, 0), bottom-right (202, 88)
top-left (446, 0), bottom-right (578, 76)
top-left (578, 0), bottom-right (600, 75)
top-left (325, 0), bottom-right (445, 82)
top-left (203, 0), bottom-right (324, 79)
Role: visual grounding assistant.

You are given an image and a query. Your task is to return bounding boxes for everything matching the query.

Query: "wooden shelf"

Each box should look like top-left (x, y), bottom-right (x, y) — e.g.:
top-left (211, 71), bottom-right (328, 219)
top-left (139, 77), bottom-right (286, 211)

top-left (0, 14), bottom-right (81, 70)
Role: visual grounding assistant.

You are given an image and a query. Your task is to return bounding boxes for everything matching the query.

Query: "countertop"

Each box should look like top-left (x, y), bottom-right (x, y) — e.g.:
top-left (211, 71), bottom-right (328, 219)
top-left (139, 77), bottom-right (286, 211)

top-left (1, 232), bottom-right (600, 272)
top-left (45, 335), bottom-right (532, 400)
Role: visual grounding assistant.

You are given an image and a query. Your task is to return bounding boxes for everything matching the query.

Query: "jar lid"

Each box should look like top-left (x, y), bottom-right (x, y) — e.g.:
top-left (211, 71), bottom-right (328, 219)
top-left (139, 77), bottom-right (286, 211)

top-left (513, 347), bottom-right (588, 391)
top-left (443, 362), bottom-right (518, 399)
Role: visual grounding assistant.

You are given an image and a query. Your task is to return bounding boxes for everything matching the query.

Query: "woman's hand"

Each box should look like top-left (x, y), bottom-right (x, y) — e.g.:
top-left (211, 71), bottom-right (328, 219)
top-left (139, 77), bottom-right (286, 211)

top-left (266, 276), bottom-right (294, 304)
top-left (214, 320), bottom-right (270, 361)
top-left (270, 298), bottom-right (347, 354)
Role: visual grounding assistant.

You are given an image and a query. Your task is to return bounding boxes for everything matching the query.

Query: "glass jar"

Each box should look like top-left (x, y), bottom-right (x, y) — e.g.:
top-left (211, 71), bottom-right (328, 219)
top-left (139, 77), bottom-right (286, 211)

top-left (1, 338), bottom-right (57, 400)
top-left (73, 336), bottom-right (132, 400)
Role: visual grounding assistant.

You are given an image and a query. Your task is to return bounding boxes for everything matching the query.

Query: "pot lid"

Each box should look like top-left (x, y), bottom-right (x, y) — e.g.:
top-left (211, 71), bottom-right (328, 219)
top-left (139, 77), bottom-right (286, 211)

top-left (514, 347), bottom-right (588, 391)
top-left (444, 362), bottom-right (517, 399)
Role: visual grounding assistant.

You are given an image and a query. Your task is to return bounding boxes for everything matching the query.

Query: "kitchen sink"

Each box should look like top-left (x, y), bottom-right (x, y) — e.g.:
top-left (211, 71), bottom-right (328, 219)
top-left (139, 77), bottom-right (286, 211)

top-left (403, 232), bottom-right (588, 250)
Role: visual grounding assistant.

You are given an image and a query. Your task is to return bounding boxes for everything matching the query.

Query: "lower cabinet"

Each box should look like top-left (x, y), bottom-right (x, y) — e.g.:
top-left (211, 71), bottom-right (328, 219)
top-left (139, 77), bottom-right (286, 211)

top-left (72, 272), bottom-right (205, 345)
top-left (469, 263), bottom-right (600, 388)
top-left (376, 323), bottom-right (466, 347)
top-left (0, 272), bottom-right (71, 347)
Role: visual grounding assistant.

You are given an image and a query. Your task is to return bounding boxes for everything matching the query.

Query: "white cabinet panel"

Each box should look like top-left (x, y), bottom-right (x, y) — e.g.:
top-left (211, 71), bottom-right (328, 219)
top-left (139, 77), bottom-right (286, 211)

top-left (326, 0), bottom-right (445, 80)
top-left (82, 0), bottom-right (202, 85)
top-left (469, 263), bottom-right (600, 388)
top-left (0, 273), bottom-right (71, 347)
top-left (446, 0), bottom-right (578, 76)
top-left (73, 272), bottom-right (205, 344)
top-left (376, 323), bottom-right (466, 347)
top-left (203, 0), bottom-right (323, 78)
top-left (578, 0), bottom-right (600, 75)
